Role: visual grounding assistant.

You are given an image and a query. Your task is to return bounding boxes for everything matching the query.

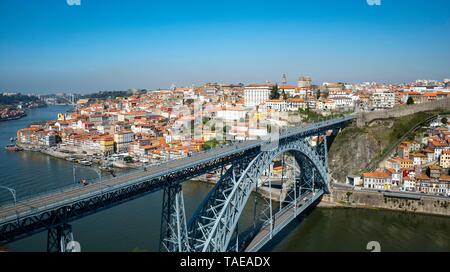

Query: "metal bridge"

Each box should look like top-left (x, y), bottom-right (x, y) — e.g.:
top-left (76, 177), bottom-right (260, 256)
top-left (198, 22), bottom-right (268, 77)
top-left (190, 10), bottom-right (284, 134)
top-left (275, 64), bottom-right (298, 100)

top-left (0, 115), bottom-right (355, 252)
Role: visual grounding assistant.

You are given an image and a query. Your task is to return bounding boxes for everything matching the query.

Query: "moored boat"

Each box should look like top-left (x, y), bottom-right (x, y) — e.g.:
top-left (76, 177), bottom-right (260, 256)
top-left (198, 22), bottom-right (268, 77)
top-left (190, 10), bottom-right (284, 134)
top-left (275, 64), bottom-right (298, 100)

top-left (5, 144), bottom-right (23, 152)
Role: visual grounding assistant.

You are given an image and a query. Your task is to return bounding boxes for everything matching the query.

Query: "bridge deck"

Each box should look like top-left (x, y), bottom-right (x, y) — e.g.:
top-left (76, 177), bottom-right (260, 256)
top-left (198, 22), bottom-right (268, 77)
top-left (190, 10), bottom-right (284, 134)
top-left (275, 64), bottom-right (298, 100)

top-left (245, 189), bottom-right (324, 252)
top-left (0, 140), bottom-right (259, 223)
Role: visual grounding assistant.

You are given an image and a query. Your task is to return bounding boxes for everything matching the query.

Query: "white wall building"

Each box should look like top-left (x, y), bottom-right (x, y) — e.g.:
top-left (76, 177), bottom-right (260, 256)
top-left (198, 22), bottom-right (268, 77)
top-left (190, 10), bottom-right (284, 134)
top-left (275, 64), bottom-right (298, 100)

top-left (244, 84), bottom-right (274, 107)
top-left (371, 91), bottom-right (395, 110)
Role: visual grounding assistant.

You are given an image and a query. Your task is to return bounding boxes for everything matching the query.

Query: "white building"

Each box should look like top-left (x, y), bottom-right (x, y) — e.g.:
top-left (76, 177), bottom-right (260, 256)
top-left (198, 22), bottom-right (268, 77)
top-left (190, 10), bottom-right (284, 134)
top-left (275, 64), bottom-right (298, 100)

top-left (402, 177), bottom-right (416, 192)
top-left (265, 98), bottom-right (308, 112)
top-left (371, 91), bottom-right (395, 110)
top-left (216, 106), bottom-right (247, 121)
top-left (363, 170), bottom-right (392, 190)
top-left (244, 84), bottom-right (274, 107)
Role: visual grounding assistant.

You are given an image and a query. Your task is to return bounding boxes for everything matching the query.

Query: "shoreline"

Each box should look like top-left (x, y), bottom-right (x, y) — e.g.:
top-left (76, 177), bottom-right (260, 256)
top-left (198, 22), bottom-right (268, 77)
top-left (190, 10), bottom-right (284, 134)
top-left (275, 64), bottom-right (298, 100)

top-left (317, 200), bottom-right (450, 218)
top-left (193, 179), bottom-right (450, 217)
top-left (318, 186), bottom-right (450, 217)
top-left (0, 113), bottom-right (27, 122)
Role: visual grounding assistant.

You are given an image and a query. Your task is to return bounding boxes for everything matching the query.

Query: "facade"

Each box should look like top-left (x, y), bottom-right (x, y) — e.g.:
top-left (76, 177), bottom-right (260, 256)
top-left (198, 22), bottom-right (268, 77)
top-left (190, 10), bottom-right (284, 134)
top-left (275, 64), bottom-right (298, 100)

top-left (440, 150), bottom-right (450, 168)
top-left (265, 98), bottom-right (307, 112)
top-left (371, 91), bottom-right (395, 109)
top-left (244, 84), bottom-right (274, 107)
top-left (363, 170), bottom-right (392, 190)
top-left (114, 131), bottom-right (134, 153)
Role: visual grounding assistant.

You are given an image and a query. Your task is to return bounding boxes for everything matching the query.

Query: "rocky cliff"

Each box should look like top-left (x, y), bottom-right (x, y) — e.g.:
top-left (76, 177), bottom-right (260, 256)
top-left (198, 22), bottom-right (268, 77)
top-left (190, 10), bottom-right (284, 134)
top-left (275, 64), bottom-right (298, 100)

top-left (328, 111), bottom-right (442, 182)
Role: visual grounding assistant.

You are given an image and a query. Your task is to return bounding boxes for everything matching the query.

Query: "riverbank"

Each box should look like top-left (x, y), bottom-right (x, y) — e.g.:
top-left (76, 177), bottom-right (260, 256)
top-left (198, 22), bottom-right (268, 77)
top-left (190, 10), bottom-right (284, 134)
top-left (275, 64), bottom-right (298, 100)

top-left (318, 185), bottom-right (450, 217)
top-left (0, 112), bottom-right (27, 122)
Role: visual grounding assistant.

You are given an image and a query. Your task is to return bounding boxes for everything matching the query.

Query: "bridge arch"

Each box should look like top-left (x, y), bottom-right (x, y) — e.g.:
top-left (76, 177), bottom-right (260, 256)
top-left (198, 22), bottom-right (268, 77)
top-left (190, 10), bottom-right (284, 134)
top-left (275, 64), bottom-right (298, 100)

top-left (189, 137), bottom-right (329, 252)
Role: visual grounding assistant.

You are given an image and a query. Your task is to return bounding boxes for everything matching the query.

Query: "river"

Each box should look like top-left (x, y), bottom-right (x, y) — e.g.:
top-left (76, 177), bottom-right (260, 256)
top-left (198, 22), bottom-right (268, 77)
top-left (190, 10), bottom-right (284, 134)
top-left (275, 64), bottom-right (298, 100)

top-left (1, 106), bottom-right (449, 252)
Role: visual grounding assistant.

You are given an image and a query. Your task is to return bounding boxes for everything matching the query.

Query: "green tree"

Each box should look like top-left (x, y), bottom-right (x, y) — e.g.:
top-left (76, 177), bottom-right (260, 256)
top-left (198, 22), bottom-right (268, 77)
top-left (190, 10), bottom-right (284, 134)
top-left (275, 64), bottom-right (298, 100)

top-left (270, 85), bottom-right (280, 99)
top-left (282, 90), bottom-right (288, 100)
top-left (442, 117), bottom-right (448, 125)
top-left (406, 97), bottom-right (414, 105)
top-left (203, 139), bottom-right (219, 150)
top-left (124, 156), bottom-right (133, 163)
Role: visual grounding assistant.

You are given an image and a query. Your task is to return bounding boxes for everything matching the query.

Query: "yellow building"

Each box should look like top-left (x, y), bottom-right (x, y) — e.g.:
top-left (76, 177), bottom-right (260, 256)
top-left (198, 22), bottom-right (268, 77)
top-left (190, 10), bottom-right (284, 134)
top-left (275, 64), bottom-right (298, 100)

top-left (99, 136), bottom-right (114, 155)
top-left (398, 158), bottom-right (413, 169)
top-left (57, 113), bottom-right (66, 121)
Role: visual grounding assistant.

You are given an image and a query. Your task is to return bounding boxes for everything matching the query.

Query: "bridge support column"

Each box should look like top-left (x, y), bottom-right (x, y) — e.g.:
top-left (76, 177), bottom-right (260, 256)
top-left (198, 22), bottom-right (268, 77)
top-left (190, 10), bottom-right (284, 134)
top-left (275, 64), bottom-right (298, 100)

top-left (160, 184), bottom-right (189, 252)
top-left (47, 224), bottom-right (74, 252)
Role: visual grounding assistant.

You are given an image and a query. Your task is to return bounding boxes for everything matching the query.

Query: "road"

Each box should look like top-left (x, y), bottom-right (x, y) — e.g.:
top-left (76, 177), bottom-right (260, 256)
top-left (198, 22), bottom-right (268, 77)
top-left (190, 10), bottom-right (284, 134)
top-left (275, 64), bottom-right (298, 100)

top-left (245, 191), bottom-right (317, 252)
top-left (0, 139), bottom-right (260, 222)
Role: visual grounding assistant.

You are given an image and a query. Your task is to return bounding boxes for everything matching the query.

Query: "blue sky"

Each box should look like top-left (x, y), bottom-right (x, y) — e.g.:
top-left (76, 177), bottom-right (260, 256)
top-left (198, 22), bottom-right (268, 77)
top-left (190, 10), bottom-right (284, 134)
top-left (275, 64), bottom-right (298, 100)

top-left (0, 0), bottom-right (449, 93)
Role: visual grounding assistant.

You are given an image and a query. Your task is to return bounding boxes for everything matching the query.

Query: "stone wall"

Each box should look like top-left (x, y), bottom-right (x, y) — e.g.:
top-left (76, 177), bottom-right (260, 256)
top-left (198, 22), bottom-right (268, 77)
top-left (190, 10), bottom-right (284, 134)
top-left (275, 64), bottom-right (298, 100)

top-left (356, 98), bottom-right (450, 127)
top-left (319, 187), bottom-right (450, 216)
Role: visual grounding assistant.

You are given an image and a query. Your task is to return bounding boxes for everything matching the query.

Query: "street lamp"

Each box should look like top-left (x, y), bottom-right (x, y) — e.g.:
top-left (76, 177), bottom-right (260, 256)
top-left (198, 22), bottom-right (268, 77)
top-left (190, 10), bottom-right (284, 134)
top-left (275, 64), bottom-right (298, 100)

top-left (72, 165), bottom-right (101, 185)
top-left (0, 186), bottom-right (16, 207)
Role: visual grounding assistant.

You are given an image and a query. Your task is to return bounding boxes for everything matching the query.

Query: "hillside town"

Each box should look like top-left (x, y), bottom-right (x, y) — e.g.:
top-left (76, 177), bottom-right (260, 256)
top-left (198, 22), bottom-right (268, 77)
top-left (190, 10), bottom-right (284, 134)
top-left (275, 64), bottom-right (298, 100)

top-left (361, 116), bottom-right (450, 196)
top-left (10, 77), bottom-right (450, 196)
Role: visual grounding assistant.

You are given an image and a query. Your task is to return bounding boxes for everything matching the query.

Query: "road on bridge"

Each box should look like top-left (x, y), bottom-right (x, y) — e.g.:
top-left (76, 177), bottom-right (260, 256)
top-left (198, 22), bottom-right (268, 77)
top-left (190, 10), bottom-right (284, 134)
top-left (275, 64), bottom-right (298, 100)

top-left (0, 140), bottom-right (259, 222)
top-left (245, 191), bottom-right (315, 252)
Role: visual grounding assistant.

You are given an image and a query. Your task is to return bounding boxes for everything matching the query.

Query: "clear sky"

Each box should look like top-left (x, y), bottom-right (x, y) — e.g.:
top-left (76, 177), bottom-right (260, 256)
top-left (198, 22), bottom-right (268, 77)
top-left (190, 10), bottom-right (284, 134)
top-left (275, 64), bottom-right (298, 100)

top-left (0, 0), bottom-right (449, 93)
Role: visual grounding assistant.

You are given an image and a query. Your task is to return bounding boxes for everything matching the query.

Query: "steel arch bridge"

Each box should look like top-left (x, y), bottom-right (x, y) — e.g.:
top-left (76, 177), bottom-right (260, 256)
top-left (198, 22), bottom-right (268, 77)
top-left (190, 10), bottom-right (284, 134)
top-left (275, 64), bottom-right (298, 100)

top-left (160, 118), bottom-right (344, 252)
top-left (0, 116), bottom-right (354, 252)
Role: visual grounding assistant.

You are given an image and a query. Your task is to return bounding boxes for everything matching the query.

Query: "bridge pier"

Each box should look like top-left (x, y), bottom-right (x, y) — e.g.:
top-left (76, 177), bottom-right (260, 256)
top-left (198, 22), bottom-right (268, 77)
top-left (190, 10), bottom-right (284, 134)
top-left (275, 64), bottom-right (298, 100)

top-left (159, 184), bottom-right (189, 252)
top-left (47, 223), bottom-right (75, 252)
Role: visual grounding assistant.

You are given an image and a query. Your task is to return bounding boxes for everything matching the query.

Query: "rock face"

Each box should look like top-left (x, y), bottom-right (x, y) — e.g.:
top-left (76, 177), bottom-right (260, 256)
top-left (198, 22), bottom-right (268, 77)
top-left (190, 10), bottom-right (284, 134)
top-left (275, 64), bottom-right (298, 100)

top-left (328, 110), bottom-right (443, 183)
top-left (328, 124), bottom-right (385, 183)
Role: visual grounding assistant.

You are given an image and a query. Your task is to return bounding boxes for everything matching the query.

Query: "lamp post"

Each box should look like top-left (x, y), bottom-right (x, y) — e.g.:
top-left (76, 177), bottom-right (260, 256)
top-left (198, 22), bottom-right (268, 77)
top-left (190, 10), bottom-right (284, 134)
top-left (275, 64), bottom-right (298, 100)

top-left (72, 165), bottom-right (101, 184)
top-left (0, 186), bottom-right (16, 207)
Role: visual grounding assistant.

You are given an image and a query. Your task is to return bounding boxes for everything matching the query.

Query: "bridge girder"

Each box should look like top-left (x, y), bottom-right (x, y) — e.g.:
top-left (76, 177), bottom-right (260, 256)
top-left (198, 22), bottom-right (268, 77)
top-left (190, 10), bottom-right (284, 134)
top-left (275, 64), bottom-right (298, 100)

top-left (187, 136), bottom-right (329, 252)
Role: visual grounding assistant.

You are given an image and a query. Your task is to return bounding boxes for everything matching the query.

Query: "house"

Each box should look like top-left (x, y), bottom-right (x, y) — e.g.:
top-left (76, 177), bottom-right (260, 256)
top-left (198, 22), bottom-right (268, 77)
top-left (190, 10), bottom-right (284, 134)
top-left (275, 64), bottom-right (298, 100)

top-left (415, 174), bottom-right (432, 193)
top-left (389, 157), bottom-right (413, 169)
top-left (402, 176), bottom-right (416, 192)
top-left (386, 168), bottom-right (401, 187)
top-left (114, 130), bottom-right (134, 153)
top-left (397, 145), bottom-right (409, 158)
top-left (440, 150), bottom-right (450, 169)
top-left (423, 149), bottom-right (435, 163)
top-left (362, 170), bottom-right (392, 190)
top-left (427, 165), bottom-right (442, 179)
top-left (438, 176), bottom-right (450, 196)
top-left (409, 152), bottom-right (427, 166)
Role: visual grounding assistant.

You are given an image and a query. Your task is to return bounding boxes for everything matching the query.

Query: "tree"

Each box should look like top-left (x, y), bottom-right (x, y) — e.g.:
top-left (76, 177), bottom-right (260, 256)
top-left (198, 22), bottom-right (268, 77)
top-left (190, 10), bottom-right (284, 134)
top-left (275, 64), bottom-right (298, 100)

top-left (406, 97), bottom-right (414, 105)
top-left (270, 85), bottom-right (280, 100)
top-left (442, 117), bottom-right (448, 125)
top-left (203, 139), bottom-right (219, 150)
top-left (124, 156), bottom-right (133, 163)
top-left (282, 90), bottom-right (288, 100)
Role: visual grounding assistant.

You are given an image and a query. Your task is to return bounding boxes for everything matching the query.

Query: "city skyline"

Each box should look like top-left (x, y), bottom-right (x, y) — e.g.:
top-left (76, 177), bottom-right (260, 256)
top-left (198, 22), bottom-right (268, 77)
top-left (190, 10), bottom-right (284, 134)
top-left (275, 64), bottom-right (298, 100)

top-left (1, 0), bottom-right (450, 93)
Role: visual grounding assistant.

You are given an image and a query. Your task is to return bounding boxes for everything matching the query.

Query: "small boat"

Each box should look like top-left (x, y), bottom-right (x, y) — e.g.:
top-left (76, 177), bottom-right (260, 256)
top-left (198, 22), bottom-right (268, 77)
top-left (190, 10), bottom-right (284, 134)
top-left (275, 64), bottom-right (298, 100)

top-left (5, 144), bottom-right (23, 152)
top-left (79, 160), bottom-right (92, 166)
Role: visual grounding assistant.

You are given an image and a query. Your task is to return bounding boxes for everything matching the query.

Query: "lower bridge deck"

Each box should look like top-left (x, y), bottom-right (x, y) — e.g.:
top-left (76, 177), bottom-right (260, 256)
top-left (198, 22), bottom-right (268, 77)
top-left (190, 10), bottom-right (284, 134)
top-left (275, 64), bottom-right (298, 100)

top-left (245, 189), bottom-right (324, 252)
